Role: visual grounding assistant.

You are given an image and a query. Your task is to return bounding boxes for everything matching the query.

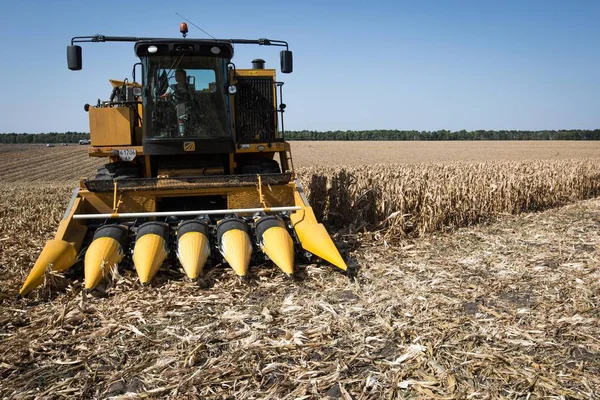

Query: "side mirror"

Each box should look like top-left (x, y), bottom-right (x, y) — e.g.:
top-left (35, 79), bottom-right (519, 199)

top-left (67, 45), bottom-right (82, 70)
top-left (280, 50), bottom-right (293, 73)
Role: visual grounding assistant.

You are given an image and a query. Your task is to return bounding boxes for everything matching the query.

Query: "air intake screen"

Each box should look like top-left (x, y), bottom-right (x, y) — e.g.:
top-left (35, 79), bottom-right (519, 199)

top-left (234, 76), bottom-right (277, 143)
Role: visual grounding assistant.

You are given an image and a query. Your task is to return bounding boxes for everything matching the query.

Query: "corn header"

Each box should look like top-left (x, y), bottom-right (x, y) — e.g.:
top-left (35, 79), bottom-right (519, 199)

top-left (19, 24), bottom-right (347, 296)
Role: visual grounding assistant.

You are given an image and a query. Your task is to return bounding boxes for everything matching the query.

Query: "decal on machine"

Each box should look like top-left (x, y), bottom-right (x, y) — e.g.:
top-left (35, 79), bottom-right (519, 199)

top-left (184, 142), bottom-right (195, 151)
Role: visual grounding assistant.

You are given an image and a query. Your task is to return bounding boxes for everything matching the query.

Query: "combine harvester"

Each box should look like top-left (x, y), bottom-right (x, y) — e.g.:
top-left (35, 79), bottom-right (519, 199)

top-left (20, 24), bottom-right (347, 296)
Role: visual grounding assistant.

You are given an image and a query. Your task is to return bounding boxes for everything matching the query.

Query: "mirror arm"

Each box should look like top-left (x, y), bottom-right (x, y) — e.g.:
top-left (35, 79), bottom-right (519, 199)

top-left (71, 35), bottom-right (154, 45)
top-left (227, 38), bottom-right (289, 50)
top-left (71, 36), bottom-right (291, 51)
top-left (132, 62), bottom-right (142, 83)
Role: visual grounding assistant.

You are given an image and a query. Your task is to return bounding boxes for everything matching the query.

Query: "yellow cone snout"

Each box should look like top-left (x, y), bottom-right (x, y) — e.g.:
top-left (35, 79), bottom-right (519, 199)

top-left (290, 209), bottom-right (348, 271)
top-left (176, 219), bottom-right (211, 279)
top-left (132, 222), bottom-right (169, 284)
top-left (84, 224), bottom-right (129, 290)
top-left (19, 240), bottom-right (78, 296)
top-left (255, 216), bottom-right (295, 275)
top-left (217, 218), bottom-right (252, 276)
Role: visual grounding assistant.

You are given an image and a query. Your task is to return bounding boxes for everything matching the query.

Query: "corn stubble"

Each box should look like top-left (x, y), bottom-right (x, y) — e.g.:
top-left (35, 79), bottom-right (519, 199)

top-left (1, 159), bottom-right (600, 398)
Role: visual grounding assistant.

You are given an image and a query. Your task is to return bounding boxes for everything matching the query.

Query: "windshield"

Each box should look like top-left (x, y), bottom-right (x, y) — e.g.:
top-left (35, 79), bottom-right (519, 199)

top-left (144, 55), bottom-right (230, 139)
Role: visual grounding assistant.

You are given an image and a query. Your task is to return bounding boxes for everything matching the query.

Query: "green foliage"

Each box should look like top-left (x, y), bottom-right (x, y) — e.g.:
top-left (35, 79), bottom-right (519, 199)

top-left (1, 130), bottom-right (599, 143)
top-left (285, 130), bottom-right (600, 141)
top-left (0, 132), bottom-right (90, 144)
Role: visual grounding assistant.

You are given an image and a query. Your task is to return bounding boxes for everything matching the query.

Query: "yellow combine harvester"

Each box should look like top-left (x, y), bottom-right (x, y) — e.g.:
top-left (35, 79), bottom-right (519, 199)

top-left (19, 24), bottom-right (347, 296)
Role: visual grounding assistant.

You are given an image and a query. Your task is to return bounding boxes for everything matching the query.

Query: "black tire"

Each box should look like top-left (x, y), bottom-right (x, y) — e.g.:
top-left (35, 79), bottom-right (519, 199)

top-left (240, 164), bottom-right (263, 175)
top-left (95, 163), bottom-right (140, 180)
top-left (240, 159), bottom-right (281, 174)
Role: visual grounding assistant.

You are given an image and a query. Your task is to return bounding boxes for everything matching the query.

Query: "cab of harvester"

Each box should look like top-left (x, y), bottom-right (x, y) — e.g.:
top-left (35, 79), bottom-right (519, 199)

top-left (71, 25), bottom-right (293, 179)
top-left (18, 25), bottom-right (347, 297)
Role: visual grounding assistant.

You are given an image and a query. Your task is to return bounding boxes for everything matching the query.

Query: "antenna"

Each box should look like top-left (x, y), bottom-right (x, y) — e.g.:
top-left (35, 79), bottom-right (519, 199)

top-left (176, 12), bottom-right (217, 40)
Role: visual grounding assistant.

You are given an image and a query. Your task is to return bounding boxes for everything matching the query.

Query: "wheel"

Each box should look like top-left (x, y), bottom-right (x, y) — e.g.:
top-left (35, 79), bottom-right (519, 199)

top-left (240, 158), bottom-right (281, 174)
top-left (95, 163), bottom-right (140, 180)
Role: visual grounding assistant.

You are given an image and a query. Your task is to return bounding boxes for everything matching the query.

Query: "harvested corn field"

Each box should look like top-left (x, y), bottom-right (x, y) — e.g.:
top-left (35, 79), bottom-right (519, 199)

top-left (1, 183), bottom-right (599, 398)
top-left (290, 140), bottom-right (600, 166)
top-left (3, 141), bottom-right (600, 182)
top-left (0, 142), bottom-right (599, 398)
top-left (303, 159), bottom-right (600, 238)
top-left (0, 145), bottom-right (104, 183)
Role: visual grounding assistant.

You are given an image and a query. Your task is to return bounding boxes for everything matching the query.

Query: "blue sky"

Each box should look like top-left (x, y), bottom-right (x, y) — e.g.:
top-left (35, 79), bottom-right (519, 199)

top-left (0, 0), bottom-right (598, 132)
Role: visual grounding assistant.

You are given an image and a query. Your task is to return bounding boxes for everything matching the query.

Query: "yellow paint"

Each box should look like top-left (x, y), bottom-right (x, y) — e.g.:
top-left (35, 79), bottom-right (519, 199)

top-left (55, 198), bottom-right (88, 249)
top-left (177, 231), bottom-right (211, 279)
top-left (88, 146), bottom-right (144, 158)
top-left (236, 69), bottom-right (276, 77)
top-left (184, 141), bottom-right (195, 151)
top-left (89, 107), bottom-right (134, 146)
top-left (133, 234), bottom-right (168, 283)
top-left (84, 237), bottom-right (124, 290)
top-left (109, 79), bottom-right (141, 88)
top-left (20, 196), bottom-right (88, 296)
top-left (19, 240), bottom-right (78, 296)
top-left (260, 226), bottom-right (294, 275)
top-left (290, 192), bottom-right (347, 271)
top-left (77, 182), bottom-right (296, 214)
top-left (220, 229), bottom-right (252, 276)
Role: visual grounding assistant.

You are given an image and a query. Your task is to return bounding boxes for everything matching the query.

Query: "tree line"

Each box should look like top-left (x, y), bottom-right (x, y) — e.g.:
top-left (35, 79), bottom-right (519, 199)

top-left (0, 132), bottom-right (90, 144)
top-left (0, 130), bottom-right (599, 143)
top-left (284, 129), bottom-right (600, 141)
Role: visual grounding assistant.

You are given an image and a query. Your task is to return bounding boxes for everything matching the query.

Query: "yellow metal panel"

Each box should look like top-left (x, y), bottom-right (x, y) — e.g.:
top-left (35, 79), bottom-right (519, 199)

top-left (89, 107), bottom-right (134, 146)
top-left (88, 146), bottom-right (144, 157)
top-left (79, 191), bottom-right (156, 214)
top-left (109, 79), bottom-right (141, 88)
top-left (236, 69), bottom-right (276, 77)
top-left (228, 186), bottom-right (294, 210)
top-left (77, 183), bottom-right (294, 216)
top-left (290, 191), bottom-right (347, 271)
top-left (55, 197), bottom-right (87, 249)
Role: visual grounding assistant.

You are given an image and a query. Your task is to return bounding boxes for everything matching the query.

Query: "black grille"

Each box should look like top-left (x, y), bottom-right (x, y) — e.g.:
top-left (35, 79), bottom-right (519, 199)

top-left (84, 173), bottom-right (293, 192)
top-left (235, 77), bottom-right (276, 143)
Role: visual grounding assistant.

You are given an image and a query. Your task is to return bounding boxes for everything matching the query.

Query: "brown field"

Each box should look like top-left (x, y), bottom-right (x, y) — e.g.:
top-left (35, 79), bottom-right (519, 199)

top-left (290, 140), bottom-right (600, 166)
top-left (0, 142), bottom-right (599, 398)
top-left (2, 141), bottom-right (600, 182)
top-left (0, 144), bottom-right (104, 183)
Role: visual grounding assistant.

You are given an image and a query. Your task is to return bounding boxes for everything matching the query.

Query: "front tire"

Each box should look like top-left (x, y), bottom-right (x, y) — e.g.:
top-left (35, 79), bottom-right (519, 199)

top-left (240, 159), bottom-right (281, 174)
top-left (95, 163), bottom-right (140, 180)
